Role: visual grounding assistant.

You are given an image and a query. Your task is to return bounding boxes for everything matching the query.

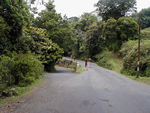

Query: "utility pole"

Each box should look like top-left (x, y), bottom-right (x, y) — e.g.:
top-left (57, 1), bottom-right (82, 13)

top-left (136, 13), bottom-right (141, 78)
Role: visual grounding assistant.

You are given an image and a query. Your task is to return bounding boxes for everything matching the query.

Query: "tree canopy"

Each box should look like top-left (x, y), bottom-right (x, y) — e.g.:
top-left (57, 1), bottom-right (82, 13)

top-left (132, 7), bottom-right (150, 29)
top-left (34, 2), bottom-right (73, 56)
top-left (0, 0), bottom-right (31, 53)
top-left (96, 0), bottom-right (136, 20)
top-left (104, 17), bottom-right (138, 52)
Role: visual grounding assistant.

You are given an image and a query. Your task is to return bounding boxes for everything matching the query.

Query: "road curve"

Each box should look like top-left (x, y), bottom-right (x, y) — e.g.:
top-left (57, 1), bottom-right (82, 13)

top-left (13, 60), bottom-right (150, 113)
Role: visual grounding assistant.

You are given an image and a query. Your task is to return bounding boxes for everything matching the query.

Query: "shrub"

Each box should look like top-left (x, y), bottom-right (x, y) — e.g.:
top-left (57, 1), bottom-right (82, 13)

top-left (12, 53), bottom-right (44, 86)
top-left (0, 55), bottom-right (15, 86)
top-left (0, 0), bottom-right (30, 54)
top-left (0, 52), bottom-right (44, 88)
top-left (40, 38), bottom-right (63, 72)
top-left (120, 40), bottom-right (150, 76)
top-left (28, 27), bottom-right (64, 72)
top-left (103, 18), bottom-right (118, 52)
top-left (94, 52), bottom-right (113, 70)
top-left (103, 17), bottom-right (138, 52)
top-left (141, 27), bottom-right (150, 40)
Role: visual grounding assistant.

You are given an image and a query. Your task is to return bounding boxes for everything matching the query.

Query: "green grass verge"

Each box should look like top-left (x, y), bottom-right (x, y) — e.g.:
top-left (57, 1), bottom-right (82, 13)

top-left (95, 51), bottom-right (123, 73)
top-left (0, 76), bottom-right (44, 107)
top-left (141, 27), bottom-right (150, 39)
top-left (76, 65), bottom-right (84, 74)
top-left (107, 52), bottom-right (122, 73)
top-left (126, 76), bottom-right (150, 85)
top-left (95, 51), bottom-right (150, 85)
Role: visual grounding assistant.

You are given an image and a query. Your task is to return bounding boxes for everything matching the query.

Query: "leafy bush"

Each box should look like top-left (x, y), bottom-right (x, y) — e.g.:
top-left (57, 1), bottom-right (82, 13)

top-left (94, 52), bottom-right (113, 70)
top-left (34, 2), bottom-right (74, 56)
top-left (94, 50), bottom-right (123, 72)
top-left (1, 87), bottom-right (18, 97)
top-left (103, 17), bottom-right (138, 52)
top-left (103, 18), bottom-right (118, 52)
top-left (28, 27), bottom-right (64, 72)
top-left (13, 53), bottom-right (44, 86)
top-left (0, 55), bottom-right (14, 86)
top-left (0, 52), bottom-right (44, 88)
top-left (0, 16), bottom-right (11, 53)
top-left (116, 17), bottom-right (138, 41)
top-left (120, 40), bottom-right (150, 76)
top-left (141, 27), bottom-right (150, 40)
top-left (0, 0), bottom-right (30, 54)
top-left (132, 8), bottom-right (150, 29)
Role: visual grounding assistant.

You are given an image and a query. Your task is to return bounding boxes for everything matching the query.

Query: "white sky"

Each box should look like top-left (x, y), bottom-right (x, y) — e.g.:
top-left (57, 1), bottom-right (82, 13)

top-left (37, 0), bottom-right (150, 17)
top-left (53, 0), bottom-right (98, 17)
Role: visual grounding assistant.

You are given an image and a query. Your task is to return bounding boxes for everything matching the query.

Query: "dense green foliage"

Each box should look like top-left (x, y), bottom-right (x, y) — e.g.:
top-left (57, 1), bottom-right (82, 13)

top-left (94, 50), bottom-right (122, 72)
top-left (86, 23), bottom-right (104, 57)
top-left (0, 0), bottom-right (31, 53)
top-left (25, 27), bottom-right (64, 71)
top-left (141, 27), bottom-right (150, 39)
top-left (120, 40), bottom-right (150, 77)
top-left (132, 7), bottom-right (150, 29)
top-left (0, 0), bottom-right (64, 70)
top-left (0, 0), bottom-right (64, 93)
top-left (40, 38), bottom-right (63, 71)
top-left (104, 17), bottom-right (138, 52)
top-left (140, 8), bottom-right (150, 29)
top-left (0, 52), bottom-right (44, 88)
top-left (94, 52), bottom-right (113, 70)
top-left (96, 0), bottom-right (136, 20)
top-left (34, 2), bottom-right (73, 56)
top-left (103, 18), bottom-right (118, 51)
top-left (69, 15), bottom-right (138, 60)
top-left (70, 13), bottom-right (101, 58)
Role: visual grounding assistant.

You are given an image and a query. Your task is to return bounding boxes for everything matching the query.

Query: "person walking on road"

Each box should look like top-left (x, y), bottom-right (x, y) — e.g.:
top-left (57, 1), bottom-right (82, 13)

top-left (85, 58), bottom-right (88, 68)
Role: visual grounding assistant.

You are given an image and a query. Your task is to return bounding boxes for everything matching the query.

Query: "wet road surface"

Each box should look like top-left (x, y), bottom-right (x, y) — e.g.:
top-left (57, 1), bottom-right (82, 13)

top-left (13, 60), bottom-right (150, 113)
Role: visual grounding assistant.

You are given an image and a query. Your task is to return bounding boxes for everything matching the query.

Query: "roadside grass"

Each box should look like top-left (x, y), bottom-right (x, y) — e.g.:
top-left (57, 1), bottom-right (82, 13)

top-left (96, 51), bottom-right (123, 73)
top-left (108, 52), bottom-right (123, 73)
top-left (127, 76), bottom-right (150, 85)
top-left (76, 65), bottom-right (85, 73)
top-left (0, 76), bottom-right (44, 107)
top-left (141, 27), bottom-right (150, 39)
top-left (96, 51), bottom-right (150, 85)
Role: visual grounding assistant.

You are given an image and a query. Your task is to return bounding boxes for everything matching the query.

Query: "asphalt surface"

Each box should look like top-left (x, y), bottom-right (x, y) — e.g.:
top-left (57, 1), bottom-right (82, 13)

top-left (13, 60), bottom-right (150, 113)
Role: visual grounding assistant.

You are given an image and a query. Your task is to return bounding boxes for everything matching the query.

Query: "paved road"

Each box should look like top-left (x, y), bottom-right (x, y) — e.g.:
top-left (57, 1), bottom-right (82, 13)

top-left (13, 60), bottom-right (150, 113)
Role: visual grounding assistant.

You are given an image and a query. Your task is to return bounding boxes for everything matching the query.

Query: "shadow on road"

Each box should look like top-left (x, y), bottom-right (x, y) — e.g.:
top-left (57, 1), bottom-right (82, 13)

top-left (49, 66), bottom-right (74, 74)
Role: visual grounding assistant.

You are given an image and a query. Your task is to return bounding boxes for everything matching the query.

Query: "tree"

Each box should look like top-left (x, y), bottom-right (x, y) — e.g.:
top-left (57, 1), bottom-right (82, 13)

top-left (96, 0), bottom-right (136, 20)
top-left (104, 17), bottom-right (138, 52)
top-left (80, 13), bottom-right (98, 31)
top-left (0, 0), bottom-right (31, 53)
top-left (68, 17), bottom-right (79, 26)
top-left (120, 40), bottom-right (150, 77)
top-left (40, 38), bottom-right (63, 72)
top-left (140, 8), bottom-right (150, 29)
top-left (132, 7), bottom-right (150, 29)
top-left (25, 27), bottom-right (64, 71)
top-left (86, 22), bottom-right (104, 57)
top-left (70, 13), bottom-right (99, 58)
top-left (34, 1), bottom-right (73, 56)
top-left (0, 16), bottom-right (11, 52)
top-left (117, 17), bottom-right (138, 40)
top-left (15, 25), bottom-right (64, 71)
top-left (103, 18), bottom-right (118, 51)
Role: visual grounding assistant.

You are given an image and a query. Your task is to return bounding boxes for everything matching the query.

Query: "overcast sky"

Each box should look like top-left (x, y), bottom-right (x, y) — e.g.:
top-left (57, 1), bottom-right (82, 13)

top-left (37, 0), bottom-right (150, 17)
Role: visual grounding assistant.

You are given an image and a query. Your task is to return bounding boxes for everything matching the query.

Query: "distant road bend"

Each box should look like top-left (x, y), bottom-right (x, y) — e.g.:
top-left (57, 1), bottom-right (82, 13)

top-left (12, 59), bottom-right (150, 113)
